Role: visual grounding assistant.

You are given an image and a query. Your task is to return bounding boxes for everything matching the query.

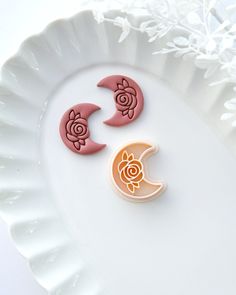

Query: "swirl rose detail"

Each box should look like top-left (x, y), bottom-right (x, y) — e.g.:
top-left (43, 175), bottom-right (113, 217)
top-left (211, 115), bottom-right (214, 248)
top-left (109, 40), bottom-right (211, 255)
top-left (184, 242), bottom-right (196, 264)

top-left (114, 78), bottom-right (137, 119)
top-left (118, 150), bottom-right (144, 193)
top-left (66, 110), bottom-right (89, 151)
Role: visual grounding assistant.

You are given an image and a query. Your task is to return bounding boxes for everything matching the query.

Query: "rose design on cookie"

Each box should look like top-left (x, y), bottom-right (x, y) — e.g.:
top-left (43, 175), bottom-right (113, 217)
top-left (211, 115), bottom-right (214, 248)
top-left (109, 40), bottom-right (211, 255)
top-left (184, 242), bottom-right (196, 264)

top-left (118, 150), bottom-right (144, 193)
top-left (66, 110), bottom-right (89, 151)
top-left (97, 75), bottom-right (144, 126)
top-left (115, 79), bottom-right (137, 119)
top-left (60, 103), bottom-right (106, 155)
top-left (112, 142), bottom-right (166, 202)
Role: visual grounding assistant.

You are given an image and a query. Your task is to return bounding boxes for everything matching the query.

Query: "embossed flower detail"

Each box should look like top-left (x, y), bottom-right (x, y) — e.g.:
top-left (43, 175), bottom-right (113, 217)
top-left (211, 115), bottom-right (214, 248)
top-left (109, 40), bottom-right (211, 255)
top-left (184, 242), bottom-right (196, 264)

top-left (118, 150), bottom-right (144, 193)
top-left (66, 110), bottom-right (89, 151)
top-left (115, 78), bottom-right (137, 119)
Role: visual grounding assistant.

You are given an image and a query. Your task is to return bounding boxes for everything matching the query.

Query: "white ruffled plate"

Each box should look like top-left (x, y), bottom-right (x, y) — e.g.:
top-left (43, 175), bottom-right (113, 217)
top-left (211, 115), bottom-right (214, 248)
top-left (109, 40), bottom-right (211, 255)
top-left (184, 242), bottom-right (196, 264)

top-left (1, 10), bottom-right (236, 295)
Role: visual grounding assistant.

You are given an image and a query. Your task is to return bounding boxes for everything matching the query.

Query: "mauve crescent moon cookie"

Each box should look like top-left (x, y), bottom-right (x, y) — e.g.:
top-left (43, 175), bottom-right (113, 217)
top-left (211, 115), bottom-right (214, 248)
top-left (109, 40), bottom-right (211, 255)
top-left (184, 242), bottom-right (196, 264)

top-left (97, 75), bottom-right (144, 127)
top-left (59, 103), bottom-right (106, 155)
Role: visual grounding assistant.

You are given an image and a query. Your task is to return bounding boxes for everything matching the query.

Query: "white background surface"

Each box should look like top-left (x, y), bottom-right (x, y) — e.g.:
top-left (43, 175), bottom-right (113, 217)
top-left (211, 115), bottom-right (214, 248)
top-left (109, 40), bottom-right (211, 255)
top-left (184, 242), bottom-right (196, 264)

top-left (0, 1), bottom-right (235, 295)
top-left (0, 1), bottom-right (88, 294)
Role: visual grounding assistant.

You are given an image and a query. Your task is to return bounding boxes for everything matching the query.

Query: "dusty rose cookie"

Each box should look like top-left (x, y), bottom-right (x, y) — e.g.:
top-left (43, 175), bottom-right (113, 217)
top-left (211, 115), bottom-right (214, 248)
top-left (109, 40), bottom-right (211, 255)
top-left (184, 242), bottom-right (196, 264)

top-left (111, 142), bottom-right (166, 202)
top-left (97, 75), bottom-right (144, 127)
top-left (59, 103), bottom-right (106, 155)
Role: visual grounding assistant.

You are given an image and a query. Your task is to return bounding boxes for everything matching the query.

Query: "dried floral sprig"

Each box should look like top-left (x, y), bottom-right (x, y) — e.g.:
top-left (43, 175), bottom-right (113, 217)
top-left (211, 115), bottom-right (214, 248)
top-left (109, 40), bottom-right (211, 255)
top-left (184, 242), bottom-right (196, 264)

top-left (79, 0), bottom-right (236, 127)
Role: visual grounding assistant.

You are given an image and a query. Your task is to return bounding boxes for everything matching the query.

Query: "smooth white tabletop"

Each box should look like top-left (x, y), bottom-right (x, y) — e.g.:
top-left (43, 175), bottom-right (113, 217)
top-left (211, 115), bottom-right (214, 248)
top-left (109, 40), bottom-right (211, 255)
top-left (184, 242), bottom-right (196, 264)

top-left (0, 1), bottom-right (86, 294)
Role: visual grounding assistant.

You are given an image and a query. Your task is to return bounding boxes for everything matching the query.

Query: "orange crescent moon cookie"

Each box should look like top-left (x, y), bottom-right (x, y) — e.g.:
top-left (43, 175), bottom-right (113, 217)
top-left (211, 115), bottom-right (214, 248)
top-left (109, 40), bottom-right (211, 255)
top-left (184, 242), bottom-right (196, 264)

top-left (111, 142), bottom-right (166, 202)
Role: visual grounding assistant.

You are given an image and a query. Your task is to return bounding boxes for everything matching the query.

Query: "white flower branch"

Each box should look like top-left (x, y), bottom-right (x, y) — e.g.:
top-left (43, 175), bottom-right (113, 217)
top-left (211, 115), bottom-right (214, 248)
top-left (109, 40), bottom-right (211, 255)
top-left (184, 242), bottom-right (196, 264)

top-left (90, 0), bottom-right (236, 127)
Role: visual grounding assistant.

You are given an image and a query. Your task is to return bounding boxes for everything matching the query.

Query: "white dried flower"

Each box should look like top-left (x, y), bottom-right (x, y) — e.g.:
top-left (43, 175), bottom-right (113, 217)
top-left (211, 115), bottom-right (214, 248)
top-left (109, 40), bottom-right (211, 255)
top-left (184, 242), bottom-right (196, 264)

top-left (90, 0), bottom-right (236, 124)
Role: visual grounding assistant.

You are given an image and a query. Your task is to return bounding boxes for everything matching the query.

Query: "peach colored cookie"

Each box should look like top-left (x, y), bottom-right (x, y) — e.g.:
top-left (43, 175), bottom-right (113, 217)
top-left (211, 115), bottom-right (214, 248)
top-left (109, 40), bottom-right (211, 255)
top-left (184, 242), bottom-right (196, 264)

top-left (59, 103), bottom-right (106, 155)
top-left (97, 75), bottom-right (144, 126)
top-left (111, 142), bottom-right (166, 202)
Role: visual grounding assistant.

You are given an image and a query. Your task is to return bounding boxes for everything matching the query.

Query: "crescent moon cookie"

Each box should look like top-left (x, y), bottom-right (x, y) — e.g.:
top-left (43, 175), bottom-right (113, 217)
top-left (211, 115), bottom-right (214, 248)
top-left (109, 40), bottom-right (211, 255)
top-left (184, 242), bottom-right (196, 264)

top-left (59, 103), bottom-right (106, 155)
top-left (97, 75), bottom-right (144, 127)
top-left (111, 142), bottom-right (166, 202)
